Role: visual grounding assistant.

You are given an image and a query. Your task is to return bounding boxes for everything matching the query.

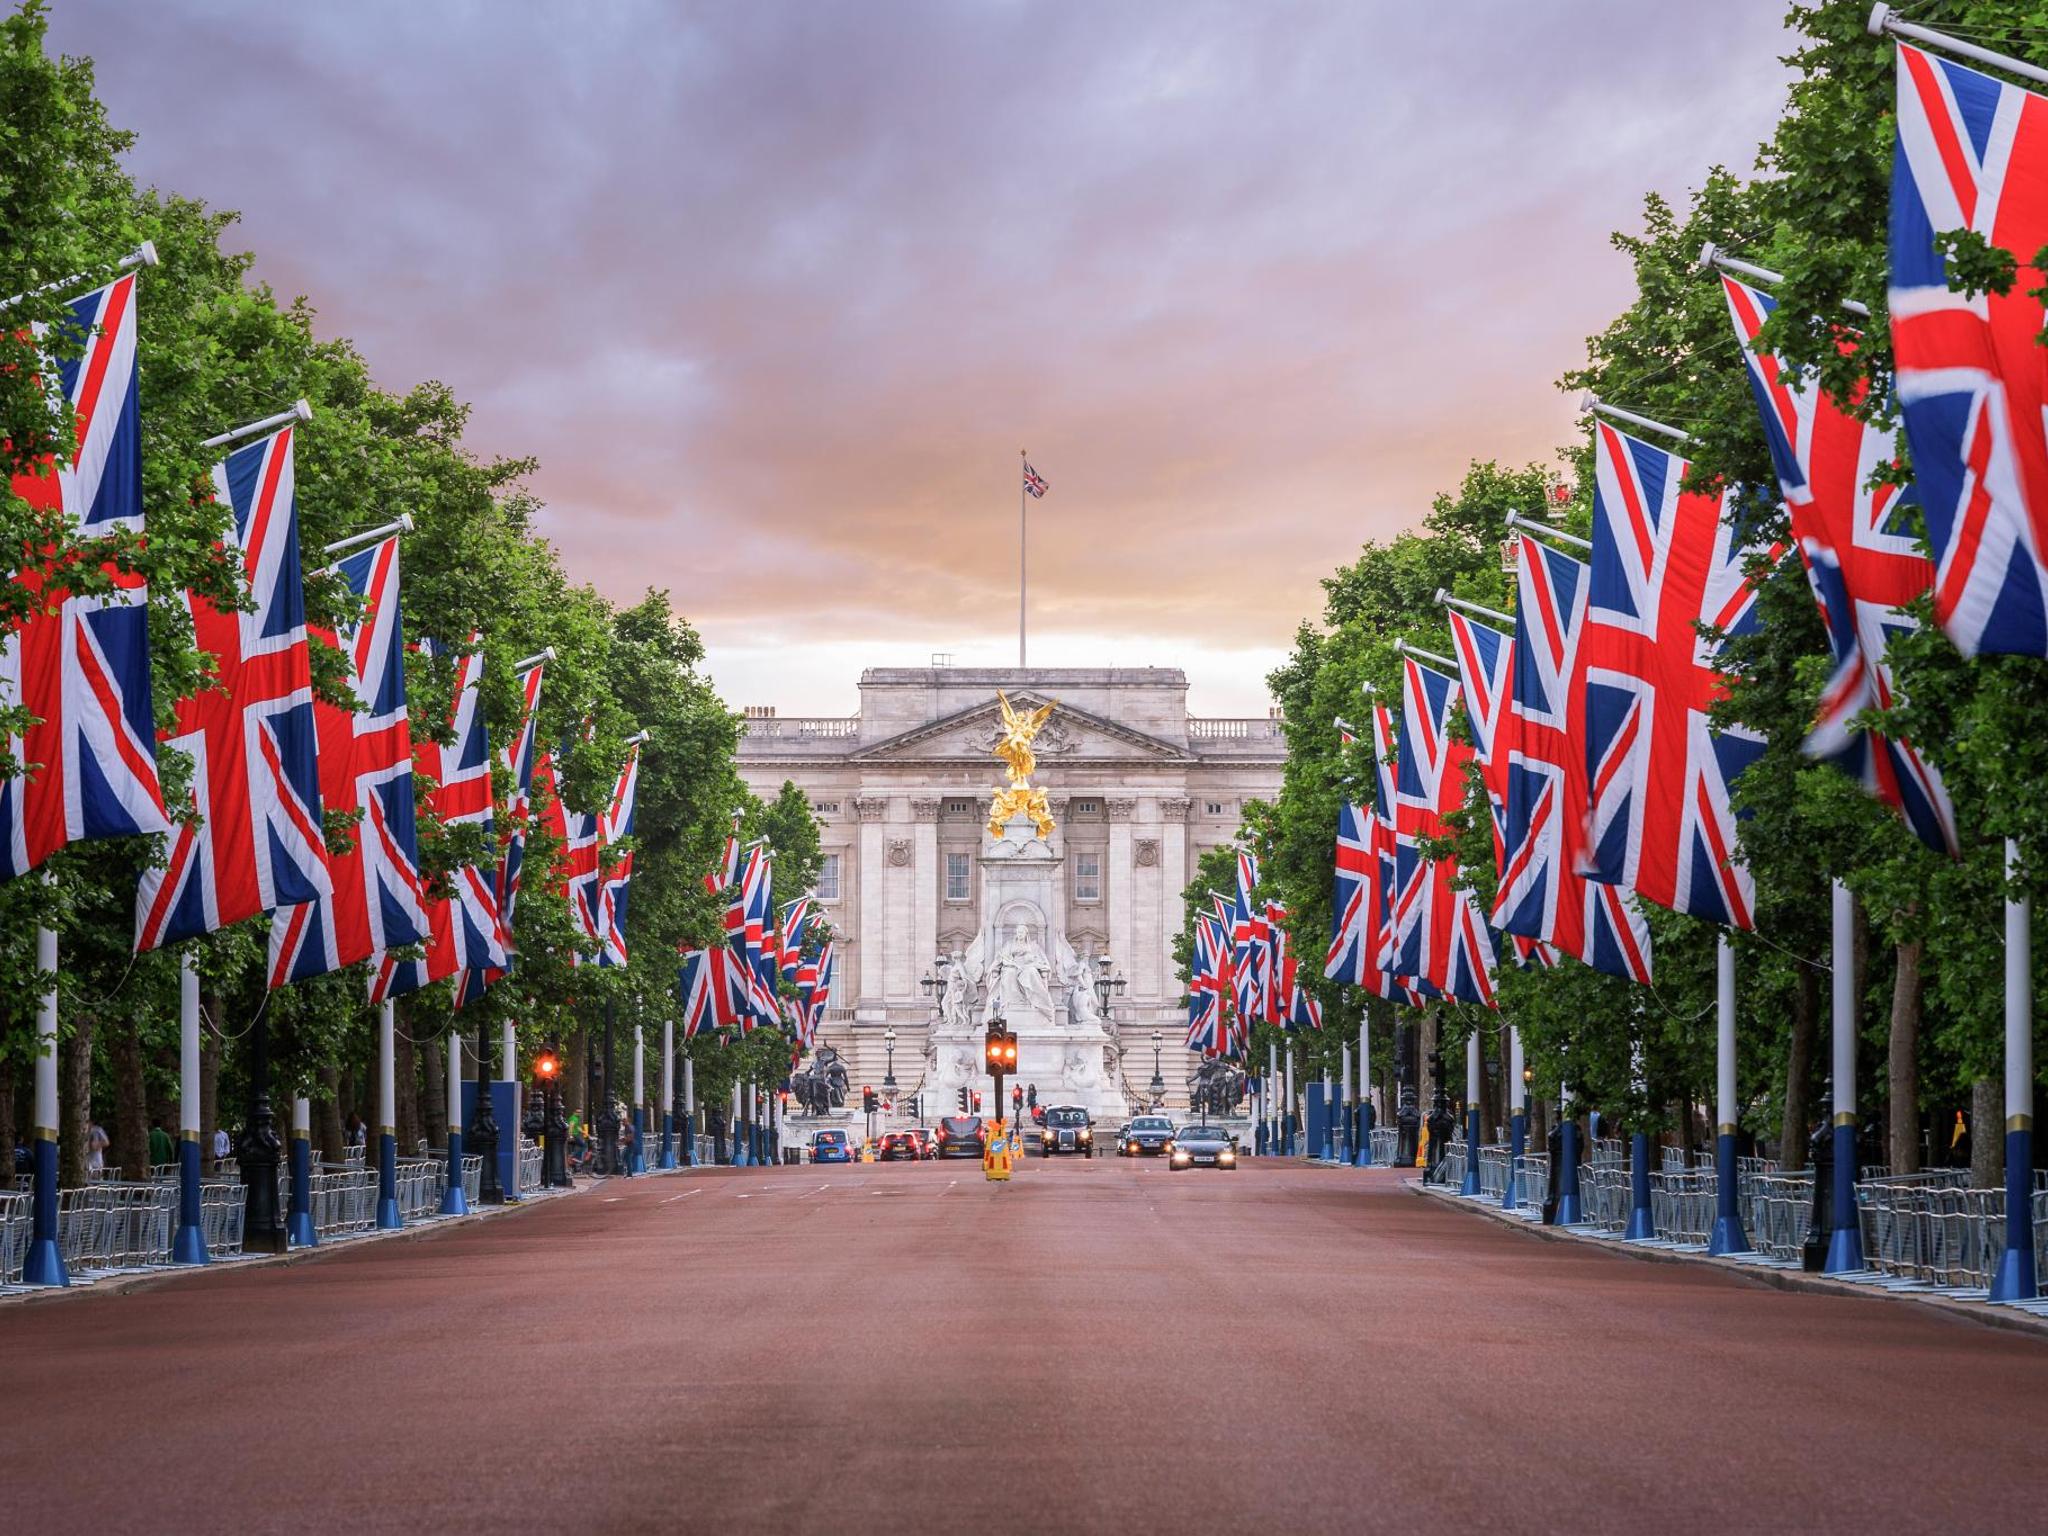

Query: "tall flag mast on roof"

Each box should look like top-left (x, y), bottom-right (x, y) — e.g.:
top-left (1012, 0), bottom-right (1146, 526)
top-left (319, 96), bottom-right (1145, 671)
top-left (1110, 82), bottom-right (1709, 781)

top-left (1019, 450), bottom-right (1048, 667)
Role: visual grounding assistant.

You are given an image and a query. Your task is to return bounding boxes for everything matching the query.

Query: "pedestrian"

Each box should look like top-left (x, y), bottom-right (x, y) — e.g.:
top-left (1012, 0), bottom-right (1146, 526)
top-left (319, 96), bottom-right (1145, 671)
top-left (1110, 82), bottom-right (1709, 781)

top-left (616, 1107), bottom-right (634, 1173)
top-left (85, 1118), bottom-right (110, 1177)
top-left (148, 1119), bottom-right (175, 1169)
top-left (567, 1111), bottom-right (587, 1172)
top-left (212, 1124), bottom-right (231, 1171)
top-left (345, 1112), bottom-right (366, 1149)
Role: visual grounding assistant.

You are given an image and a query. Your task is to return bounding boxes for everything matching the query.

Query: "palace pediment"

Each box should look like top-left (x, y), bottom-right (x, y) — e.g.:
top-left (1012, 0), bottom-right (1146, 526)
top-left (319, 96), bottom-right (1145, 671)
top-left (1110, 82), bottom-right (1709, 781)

top-left (847, 691), bottom-right (1194, 766)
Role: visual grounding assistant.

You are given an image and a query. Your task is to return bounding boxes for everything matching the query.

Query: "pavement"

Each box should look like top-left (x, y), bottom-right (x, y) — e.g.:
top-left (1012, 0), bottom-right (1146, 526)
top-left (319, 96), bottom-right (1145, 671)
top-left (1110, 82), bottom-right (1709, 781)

top-left (3, 1157), bottom-right (2043, 1534)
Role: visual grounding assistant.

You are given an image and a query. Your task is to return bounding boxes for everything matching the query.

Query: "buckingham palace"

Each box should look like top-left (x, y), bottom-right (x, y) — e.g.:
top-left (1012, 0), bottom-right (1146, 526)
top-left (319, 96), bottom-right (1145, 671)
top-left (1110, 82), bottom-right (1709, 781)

top-left (735, 666), bottom-right (1285, 1109)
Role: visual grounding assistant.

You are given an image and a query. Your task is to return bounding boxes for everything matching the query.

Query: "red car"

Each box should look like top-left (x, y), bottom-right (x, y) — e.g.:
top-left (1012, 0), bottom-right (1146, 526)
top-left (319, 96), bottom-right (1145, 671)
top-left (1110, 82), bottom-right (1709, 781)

top-left (905, 1127), bottom-right (938, 1159)
top-left (877, 1131), bottom-right (921, 1162)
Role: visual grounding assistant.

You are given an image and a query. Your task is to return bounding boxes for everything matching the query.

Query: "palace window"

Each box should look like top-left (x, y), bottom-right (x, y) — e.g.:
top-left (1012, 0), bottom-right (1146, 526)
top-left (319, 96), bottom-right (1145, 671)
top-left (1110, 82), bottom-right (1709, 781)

top-left (1205, 801), bottom-right (1227, 817)
top-left (1074, 852), bottom-right (1102, 903)
top-left (812, 800), bottom-right (841, 816)
top-left (817, 853), bottom-right (841, 901)
top-left (1072, 798), bottom-right (1100, 816)
top-left (946, 851), bottom-right (972, 902)
top-left (943, 797), bottom-right (976, 815)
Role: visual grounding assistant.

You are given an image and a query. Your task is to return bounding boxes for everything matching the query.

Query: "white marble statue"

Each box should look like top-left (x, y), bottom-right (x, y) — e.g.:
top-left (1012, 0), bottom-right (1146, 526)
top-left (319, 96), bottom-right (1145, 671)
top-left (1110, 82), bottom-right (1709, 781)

top-left (984, 922), bottom-right (1055, 1023)
top-left (937, 949), bottom-right (975, 1032)
top-left (1066, 956), bottom-right (1105, 1028)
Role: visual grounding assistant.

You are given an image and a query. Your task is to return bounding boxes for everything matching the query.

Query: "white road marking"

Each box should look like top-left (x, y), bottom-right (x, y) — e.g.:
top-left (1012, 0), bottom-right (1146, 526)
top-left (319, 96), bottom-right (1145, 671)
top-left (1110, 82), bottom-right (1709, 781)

top-left (661, 1189), bottom-right (702, 1204)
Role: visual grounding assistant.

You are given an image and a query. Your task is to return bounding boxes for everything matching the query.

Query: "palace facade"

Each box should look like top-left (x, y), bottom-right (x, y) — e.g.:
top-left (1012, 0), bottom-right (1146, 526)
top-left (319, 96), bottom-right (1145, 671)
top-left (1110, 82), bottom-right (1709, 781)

top-left (735, 666), bottom-right (1285, 1108)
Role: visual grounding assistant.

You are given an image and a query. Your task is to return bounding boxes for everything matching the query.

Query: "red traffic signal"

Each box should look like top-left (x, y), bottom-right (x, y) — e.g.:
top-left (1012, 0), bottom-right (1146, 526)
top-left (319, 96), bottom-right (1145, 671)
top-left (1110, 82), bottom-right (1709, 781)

top-left (533, 1049), bottom-right (559, 1080)
top-left (972, 1091), bottom-right (982, 1111)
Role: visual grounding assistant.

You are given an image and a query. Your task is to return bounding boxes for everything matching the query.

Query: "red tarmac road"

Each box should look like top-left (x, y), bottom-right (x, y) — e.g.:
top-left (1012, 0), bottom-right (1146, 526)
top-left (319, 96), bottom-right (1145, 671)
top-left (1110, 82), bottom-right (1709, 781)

top-left (4, 1157), bottom-right (2044, 1534)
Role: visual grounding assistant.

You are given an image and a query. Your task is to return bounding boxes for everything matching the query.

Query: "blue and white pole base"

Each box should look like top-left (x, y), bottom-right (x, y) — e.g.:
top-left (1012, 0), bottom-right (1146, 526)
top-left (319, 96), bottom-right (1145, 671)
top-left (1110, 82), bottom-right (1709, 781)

top-left (288, 1106), bottom-right (318, 1247)
top-left (23, 1130), bottom-right (67, 1287)
top-left (1553, 1117), bottom-right (1583, 1226)
top-left (1354, 1101), bottom-right (1374, 1167)
top-left (1709, 1127), bottom-right (1750, 1255)
top-left (1625, 1131), bottom-right (1656, 1240)
top-left (1460, 1107), bottom-right (1482, 1196)
top-left (377, 1130), bottom-right (402, 1229)
top-left (439, 1124), bottom-right (470, 1216)
top-left (1504, 1111), bottom-right (1525, 1211)
top-left (1824, 1117), bottom-right (1864, 1274)
top-left (173, 1133), bottom-right (210, 1264)
top-left (1992, 1122), bottom-right (2039, 1301)
top-left (631, 1106), bottom-right (646, 1175)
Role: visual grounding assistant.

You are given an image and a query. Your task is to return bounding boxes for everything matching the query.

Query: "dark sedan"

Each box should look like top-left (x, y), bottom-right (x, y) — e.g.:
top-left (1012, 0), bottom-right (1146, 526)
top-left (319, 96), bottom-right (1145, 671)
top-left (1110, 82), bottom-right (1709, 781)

top-left (935, 1116), bottom-right (987, 1159)
top-left (1170, 1123), bottom-right (1237, 1170)
top-left (877, 1131), bottom-right (921, 1162)
top-left (1119, 1115), bottom-right (1176, 1157)
top-left (1037, 1105), bottom-right (1094, 1157)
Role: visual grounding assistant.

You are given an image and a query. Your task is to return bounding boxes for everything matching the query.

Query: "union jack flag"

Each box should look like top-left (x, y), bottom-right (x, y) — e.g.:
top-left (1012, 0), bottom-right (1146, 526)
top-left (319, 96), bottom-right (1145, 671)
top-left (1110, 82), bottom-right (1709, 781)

top-left (1495, 533), bottom-right (1653, 981)
top-left (793, 936), bottom-right (833, 1045)
top-left (779, 892), bottom-right (816, 986)
top-left (373, 636), bottom-right (508, 1002)
top-left (733, 843), bottom-right (781, 1022)
top-left (136, 425), bottom-right (330, 949)
top-left (1584, 424), bottom-right (1766, 929)
top-left (1888, 43), bottom-right (2048, 657)
top-left (1322, 797), bottom-right (1377, 985)
top-left (1723, 274), bottom-right (1959, 855)
top-left (2, 271), bottom-right (168, 877)
top-left (1185, 912), bottom-right (1226, 1052)
top-left (1447, 610), bottom-right (1557, 970)
top-left (560, 757), bottom-right (605, 964)
top-left (704, 808), bottom-right (741, 894)
top-left (269, 535), bottom-right (430, 986)
top-left (1023, 460), bottom-right (1049, 499)
top-left (1227, 851), bottom-right (1268, 1024)
top-left (680, 945), bottom-right (752, 1039)
top-left (1393, 656), bottom-right (1496, 1007)
top-left (591, 741), bottom-right (641, 967)
top-left (1263, 900), bottom-right (1289, 1025)
top-left (491, 657), bottom-right (547, 932)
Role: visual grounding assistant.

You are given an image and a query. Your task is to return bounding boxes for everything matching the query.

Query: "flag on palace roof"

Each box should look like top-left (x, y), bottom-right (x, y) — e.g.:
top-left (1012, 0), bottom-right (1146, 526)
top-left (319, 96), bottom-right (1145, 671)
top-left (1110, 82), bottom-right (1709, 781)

top-left (1495, 532), bottom-right (1652, 982)
top-left (1583, 423), bottom-right (1765, 929)
top-left (269, 534), bottom-right (430, 987)
top-left (136, 423), bottom-right (331, 950)
top-left (1886, 43), bottom-right (2048, 658)
top-left (1, 270), bottom-right (168, 879)
top-left (1722, 273), bottom-right (1959, 857)
top-left (1023, 459), bottom-right (1049, 498)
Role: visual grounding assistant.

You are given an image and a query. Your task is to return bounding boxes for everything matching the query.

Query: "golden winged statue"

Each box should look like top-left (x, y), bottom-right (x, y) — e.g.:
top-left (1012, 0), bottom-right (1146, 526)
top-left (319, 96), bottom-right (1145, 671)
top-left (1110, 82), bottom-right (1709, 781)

top-left (987, 691), bottom-right (1057, 839)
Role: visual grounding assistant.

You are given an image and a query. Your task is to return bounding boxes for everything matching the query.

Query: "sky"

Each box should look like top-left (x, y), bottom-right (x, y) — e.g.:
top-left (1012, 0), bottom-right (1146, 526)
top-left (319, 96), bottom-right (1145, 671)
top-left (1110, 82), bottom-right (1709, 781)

top-left (48, 1), bottom-right (1800, 717)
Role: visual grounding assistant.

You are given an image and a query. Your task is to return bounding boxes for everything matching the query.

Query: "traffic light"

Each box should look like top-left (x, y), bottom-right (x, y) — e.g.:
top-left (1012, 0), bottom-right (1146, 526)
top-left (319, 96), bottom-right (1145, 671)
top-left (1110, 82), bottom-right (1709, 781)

top-left (862, 1085), bottom-right (877, 1114)
top-left (533, 1047), bottom-right (559, 1082)
top-left (958, 1086), bottom-right (970, 1113)
top-left (971, 1090), bottom-right (982, 1112)
top-left (983, 1026), bottom-right (1020, 1074)
top-left (1012, 1084), bottom-right (1023, 1107)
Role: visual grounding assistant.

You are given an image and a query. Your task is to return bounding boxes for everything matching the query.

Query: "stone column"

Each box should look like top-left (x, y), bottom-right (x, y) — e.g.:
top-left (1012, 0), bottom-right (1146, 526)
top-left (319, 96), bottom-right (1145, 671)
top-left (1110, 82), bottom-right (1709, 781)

top-left (1107, 797), bottom-right (1136, 995)
top-left (912, 797), bottom-right (940, 992)
top-left (1160, 796), bottom-right (1191, 1001)
top-left (854, 795), bottom-right (888, 1007)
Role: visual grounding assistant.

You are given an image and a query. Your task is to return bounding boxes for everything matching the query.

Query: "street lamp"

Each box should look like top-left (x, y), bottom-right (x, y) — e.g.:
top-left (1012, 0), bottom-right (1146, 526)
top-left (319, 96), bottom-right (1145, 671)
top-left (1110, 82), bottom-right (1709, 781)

top-left (1148, 1029), bottom-right (1164, 1100)
top-left (883, 1026), bottom-right (897, 1090)
top-left (534, 1042), bottom-right (570, 1188)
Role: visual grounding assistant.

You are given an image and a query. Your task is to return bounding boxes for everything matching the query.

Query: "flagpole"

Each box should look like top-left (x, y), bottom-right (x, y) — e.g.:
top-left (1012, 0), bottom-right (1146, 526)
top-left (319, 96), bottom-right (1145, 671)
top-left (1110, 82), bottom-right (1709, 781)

top-left (1019, 449), bottom-right (1028, 668)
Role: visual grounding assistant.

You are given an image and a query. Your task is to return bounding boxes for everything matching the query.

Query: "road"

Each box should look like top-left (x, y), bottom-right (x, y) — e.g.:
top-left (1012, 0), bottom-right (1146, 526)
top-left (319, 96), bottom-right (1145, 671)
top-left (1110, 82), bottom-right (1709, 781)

top-left (4, 1156), bottom-right (2043, 1533)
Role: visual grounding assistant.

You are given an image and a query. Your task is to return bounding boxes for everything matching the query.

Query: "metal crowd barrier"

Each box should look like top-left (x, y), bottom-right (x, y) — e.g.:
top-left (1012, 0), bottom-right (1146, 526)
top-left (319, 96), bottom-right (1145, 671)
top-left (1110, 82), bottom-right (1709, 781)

top-left (1369, 1127), bottom-right (1400, 1165)
top-left (1743, 1170), bottom-right (1815, 1261)
top-left (1520, 1153), bottom-right (1550, 1212)
top-left (517, 1138), bottom-right (542, 1192)
top-left (1578, 1163), bottom-right (1632, 1233)
top-left (1, 1188), bottom-right (31, 1282)
top-left (1650, 1168), bottom-right (1716, 1247)
top-left (1431, 1141), bottom-right (1468, 1188)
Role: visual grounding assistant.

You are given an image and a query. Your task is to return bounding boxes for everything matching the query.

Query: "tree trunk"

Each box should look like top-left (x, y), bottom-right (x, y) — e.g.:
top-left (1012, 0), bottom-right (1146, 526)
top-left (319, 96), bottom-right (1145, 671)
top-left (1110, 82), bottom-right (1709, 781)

top-left (110, 1026), bottom-right (150, 1179)
top-left (567, 1029), bottom-right (588, 1121)
top-left (1970, 1077), bottom-right (2001, 1190)
top-left (1887, 937), bottom-right (1924, 1175)
top-left (199, 1000), bottom-right (221, 1171)
top-left (422, 1031), bottom-right (447, 1152)
top-left (316, 1066), bottom-right (344, 1162)
top-left (0, 1054), bottom-right (16, 1188)
top-left (394, 1023), bottom-right (419, 1154)
top-left (1779, 961), bottom-right (1819, 1170)
top-left (60, 1009), bottom-right (94, 1186)
top-left (148, 1042), bottom-right (176, 1145)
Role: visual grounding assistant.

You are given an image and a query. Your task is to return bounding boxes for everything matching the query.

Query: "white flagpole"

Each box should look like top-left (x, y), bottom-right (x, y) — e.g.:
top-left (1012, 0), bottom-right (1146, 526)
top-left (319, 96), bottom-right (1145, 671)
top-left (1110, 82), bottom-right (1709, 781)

top-left (24, 916), bottom-right (66, 1285)
top-left (1018, 449), bottom-right (1028, 667)
top-left (203, 398), bottom-right (313, 450)
top-left (1710, 934), bottom-right (1749, 1253)
top-left (172, 953), bottom-right (209, 1263)
top-left (1824, 880), bottom-right (1863, 1273)
top-left (1868, 4), bottom-right (2048, 91)
top-left (1993, 838), bottom-right (2038, 1299)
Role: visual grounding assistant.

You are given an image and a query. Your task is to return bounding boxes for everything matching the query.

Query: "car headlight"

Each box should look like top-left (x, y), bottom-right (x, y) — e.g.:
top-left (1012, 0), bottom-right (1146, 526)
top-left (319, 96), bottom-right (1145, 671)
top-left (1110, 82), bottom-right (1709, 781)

top-left (1219, 1150), bottom-right (1235, 1163)
top-left (1079, 1130), bottom-right (1092, 1140)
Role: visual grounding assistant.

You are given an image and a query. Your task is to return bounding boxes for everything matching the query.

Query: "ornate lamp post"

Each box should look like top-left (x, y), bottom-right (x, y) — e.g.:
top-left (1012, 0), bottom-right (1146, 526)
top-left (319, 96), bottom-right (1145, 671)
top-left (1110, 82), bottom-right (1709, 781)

top-left (1148, 1029), bottom-right (1164, 1102)
top-left (535, 1042), bottom-right (570, 1188)
top-left (883, 1026), bottom-right (897, 1091)
top-left (238, 1012), bottom-right (286, 1254)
